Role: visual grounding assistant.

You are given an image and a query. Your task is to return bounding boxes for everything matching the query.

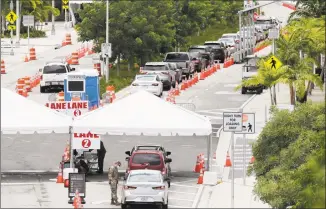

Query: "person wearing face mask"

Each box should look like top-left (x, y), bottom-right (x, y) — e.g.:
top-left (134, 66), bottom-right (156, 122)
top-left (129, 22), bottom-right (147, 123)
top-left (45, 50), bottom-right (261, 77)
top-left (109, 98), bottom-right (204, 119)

top-left (108, 161), bottom-right (121, 205)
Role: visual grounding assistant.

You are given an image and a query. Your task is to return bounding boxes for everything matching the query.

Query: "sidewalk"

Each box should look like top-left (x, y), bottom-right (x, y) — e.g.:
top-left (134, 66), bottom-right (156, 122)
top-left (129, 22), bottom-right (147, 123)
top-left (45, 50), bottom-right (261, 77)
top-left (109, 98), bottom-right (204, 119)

top-left (308, 83), bottom-right (325, 103)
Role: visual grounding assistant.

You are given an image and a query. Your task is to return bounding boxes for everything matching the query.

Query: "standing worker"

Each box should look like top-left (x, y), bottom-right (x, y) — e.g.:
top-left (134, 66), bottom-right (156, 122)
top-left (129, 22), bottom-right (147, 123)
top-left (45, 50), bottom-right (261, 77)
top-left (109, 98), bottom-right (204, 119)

top-left (108, 161), bottom-right (121, 205)
top-left (97, 140), bottom-right (106, 174)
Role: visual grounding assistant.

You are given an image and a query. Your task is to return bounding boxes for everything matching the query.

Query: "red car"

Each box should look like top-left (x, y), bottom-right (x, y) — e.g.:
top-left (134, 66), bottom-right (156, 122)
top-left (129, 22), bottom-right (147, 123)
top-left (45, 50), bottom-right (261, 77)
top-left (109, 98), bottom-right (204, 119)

top-left (125, 150), bottom-right (172, 180)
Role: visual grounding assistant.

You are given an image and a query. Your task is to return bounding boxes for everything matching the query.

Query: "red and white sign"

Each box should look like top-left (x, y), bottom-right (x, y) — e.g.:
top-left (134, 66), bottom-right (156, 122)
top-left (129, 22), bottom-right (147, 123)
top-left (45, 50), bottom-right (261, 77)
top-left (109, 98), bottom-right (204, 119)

top-left (72, 132), bottom-right (101, 150)
top-left (45, 101), bottom-right (89, 118)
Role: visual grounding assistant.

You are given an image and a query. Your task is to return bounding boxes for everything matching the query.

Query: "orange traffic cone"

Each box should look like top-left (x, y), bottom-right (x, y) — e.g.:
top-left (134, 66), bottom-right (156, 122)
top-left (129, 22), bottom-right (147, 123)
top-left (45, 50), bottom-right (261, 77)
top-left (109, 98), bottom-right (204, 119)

top-left (193, 154), bottom-right (201, 173)
top-left (56, 165), bottom-right (64, 183)
top-left (250, 156), bottom-right (255, 164)
top-left (224, 151), bottom-right (232, 167)
top-left (197, 168), bottom-right (204, 184)
top-left (24, 55), bottom-right (29, 62)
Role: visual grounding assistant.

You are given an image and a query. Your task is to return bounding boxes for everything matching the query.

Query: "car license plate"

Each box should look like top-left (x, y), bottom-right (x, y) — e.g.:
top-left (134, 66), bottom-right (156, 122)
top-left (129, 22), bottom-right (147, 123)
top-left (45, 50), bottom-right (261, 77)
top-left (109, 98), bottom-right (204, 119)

top-left (140, 197), bottom-right (148, 201)
top-left (52, 82), bottom-right (58, 85)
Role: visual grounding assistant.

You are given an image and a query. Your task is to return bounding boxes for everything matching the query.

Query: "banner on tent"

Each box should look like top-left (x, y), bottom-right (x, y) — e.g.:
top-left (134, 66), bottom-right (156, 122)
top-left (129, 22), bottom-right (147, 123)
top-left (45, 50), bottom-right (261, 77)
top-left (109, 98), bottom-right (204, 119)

top-left (45, 101), bottom-right (89, 118)
top-left (73, 132), bottom-right (101, 149)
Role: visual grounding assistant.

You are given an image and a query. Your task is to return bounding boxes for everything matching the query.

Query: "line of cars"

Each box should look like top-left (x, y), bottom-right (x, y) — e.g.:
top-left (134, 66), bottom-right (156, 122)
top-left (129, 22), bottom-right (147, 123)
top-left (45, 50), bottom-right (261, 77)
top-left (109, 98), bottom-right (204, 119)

top-left (121, 145), bottom-right (172, 209)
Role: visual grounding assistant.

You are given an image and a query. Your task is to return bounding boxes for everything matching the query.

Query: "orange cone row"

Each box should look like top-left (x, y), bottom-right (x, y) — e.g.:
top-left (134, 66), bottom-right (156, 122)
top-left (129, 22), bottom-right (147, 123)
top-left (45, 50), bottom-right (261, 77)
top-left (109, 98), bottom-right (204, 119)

top-left (224, 150), bottom-right (255, 167)
top-left (223, 57), bottom-right (234, 68)
top-left (1, 59), bottom-right (6, 74)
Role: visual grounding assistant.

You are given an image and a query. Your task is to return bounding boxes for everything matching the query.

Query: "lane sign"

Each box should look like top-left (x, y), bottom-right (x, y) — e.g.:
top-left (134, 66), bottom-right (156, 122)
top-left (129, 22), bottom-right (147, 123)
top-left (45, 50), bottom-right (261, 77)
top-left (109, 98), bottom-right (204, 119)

top-left (74, 109), bottom-right (82, 117)
top-left (236, 113), bottom-right (255, 134)
top-left (6, 10), bottom-right (17, 24)
top-left (223, 112), bottom-right (243, 132)
top-left (45, 101), bottom-right (89, 118)
top-left (72, 132), bottom-right (101, 150)
top-left (7, 24), bottom-right (16, 30)
top-left (265, 55), bottom-right (282, 70)
top-left (22, 15), bottom-right (34, 27)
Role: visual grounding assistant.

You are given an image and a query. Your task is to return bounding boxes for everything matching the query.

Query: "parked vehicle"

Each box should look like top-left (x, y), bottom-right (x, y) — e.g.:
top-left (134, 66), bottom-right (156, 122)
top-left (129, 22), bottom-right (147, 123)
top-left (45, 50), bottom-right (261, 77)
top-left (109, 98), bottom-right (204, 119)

top-left (217, 38), bottom-right (236, 56)
top-left (254, 16), bottom-right (275, 31)
top-left (125, 145), bottom-right (172, 177)
top-left (163, 52), bottom-right (194, 79)
top-left (121, 170), bottom-right (169, 209)
top-left (188, 45), bottom-right (212, 67)
top-left (167, 62), bottom-right (183, 84)
top-left (189, 52), bottom-right (207, 72)
top-left (142, 62), bottom-right (173, 90)
top-left (124, 149), bottom-right (172, 180)
top-left (241, 55), bottom-right (264, 94)
top-left (130, 74), bottom-right (163, 97)
top-left (39, 61), bottom-right (75, 93)
top-left (221, 33), bottom-right (241, 44)
top-left (204, 41), bottom-right (227, 63)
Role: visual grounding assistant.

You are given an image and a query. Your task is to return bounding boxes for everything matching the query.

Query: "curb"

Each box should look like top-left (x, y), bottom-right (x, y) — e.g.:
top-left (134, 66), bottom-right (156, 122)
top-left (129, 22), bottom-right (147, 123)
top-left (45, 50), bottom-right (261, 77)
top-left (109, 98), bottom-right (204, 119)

top-left (192, 184), bottom-right (204, 208)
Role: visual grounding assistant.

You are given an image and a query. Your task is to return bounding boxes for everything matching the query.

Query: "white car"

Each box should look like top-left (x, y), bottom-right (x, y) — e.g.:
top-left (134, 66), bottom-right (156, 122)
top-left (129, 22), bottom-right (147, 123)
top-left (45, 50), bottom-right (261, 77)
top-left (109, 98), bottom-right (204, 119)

top-left (39, 61), bottom-right (75, 93)
top-left (131, 74), bottom-right (163, 97)
top-left (121, 170), bottom-right (169, 209)
top-left (217, 38), bottom-right (236, 55)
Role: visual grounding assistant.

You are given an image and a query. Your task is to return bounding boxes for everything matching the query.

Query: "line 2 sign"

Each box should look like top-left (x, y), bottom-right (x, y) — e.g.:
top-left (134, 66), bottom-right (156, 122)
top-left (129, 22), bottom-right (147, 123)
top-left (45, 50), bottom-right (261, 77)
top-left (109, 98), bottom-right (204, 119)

top-left (72, 132), bottom-right (101, 150)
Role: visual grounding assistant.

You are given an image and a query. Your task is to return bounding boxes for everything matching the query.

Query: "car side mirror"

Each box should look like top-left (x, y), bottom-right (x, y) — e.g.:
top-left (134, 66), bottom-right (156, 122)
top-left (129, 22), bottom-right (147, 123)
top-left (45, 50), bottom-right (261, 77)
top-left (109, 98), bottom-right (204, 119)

top-left (125, 151), bottom-right (131, 156)
top-left (125, 157), bottom-right (130, 162)
top-left (165, 158), bottom-right (172, 163)
top-left (71, 68), bottom-right (75, 71)
top-left (39, 68), bottom-right (42, 72)
top-left (166, 151), bottom-right (171, 156)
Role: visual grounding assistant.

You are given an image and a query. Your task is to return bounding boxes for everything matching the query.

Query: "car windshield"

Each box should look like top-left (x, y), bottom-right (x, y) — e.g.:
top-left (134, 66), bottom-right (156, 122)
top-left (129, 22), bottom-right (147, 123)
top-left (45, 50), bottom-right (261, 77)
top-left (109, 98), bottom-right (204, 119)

top-left (128, 173), bottom-right (162, 183)
top-left (43, 65), bottom-right (67, 74)
top-left (204, 43), bottom-right (221, 48)
top-left (188, 48), bottom-right (206, 54)
top-left (136, 75), bottom-right (156, 81)
top-left (222, 35), bottom-right (235, 39)
top-left (165, 53), bottom-right (189, 61)
top-left (137, 146), bottom-right (159, 151)
top-left (132, 153), bottom-right (161, 166)
top-left (143, 65), bottom-right (165, 71)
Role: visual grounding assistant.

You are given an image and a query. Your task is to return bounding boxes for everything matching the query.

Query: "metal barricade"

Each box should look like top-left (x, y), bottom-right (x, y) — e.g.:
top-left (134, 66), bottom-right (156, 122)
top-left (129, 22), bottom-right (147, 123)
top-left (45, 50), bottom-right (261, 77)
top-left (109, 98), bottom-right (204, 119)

top-left (175, 103), bottom-right (196, 112)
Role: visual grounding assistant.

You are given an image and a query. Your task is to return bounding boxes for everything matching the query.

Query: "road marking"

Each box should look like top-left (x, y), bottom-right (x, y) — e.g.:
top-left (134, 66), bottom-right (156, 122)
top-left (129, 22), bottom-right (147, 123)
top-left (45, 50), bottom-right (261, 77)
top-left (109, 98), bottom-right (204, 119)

top-left (181, 144), bottom-right (196, 147)
top-left (223, 84), bottom-right (238, 88)
top-left (169, 191), bottom-right (197, 195)
top-left (169, 205), bottom-right (186, 208)
top-left (169, 198), bottom-right (193, 202)
top-left (1, 182), bottom-right (39, 185)
top-left (214, 91), bottom-right (239, 95)
top-left (171, 179), bottom-right (197, 184)
top-left (118, 140), bottom-right (129, 143)
top-left (171, 183), bottom-right (199, 188)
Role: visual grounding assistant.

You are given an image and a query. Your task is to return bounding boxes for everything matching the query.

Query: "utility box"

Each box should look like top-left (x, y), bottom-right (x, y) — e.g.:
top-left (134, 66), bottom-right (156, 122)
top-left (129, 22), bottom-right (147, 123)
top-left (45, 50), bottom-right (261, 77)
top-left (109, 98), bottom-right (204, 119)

top-left (64, 69), bottom-right (100, 108)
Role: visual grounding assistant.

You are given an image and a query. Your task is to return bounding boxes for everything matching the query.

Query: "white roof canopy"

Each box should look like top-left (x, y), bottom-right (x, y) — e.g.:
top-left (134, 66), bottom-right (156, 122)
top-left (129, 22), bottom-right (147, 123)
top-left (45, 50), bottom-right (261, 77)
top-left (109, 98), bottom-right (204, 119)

top-left (1, 88), bottom-right (72, 134)
top-left (73, 90), bottom-right (212, 136)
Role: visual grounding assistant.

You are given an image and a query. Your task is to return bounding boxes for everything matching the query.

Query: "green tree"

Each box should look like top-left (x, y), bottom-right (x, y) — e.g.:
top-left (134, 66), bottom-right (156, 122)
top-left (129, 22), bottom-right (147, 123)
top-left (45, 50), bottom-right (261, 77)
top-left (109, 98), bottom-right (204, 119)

top-left (288, 0), bottom-right (326, 20)
top-left (249, 102), bottom-right (325, 208)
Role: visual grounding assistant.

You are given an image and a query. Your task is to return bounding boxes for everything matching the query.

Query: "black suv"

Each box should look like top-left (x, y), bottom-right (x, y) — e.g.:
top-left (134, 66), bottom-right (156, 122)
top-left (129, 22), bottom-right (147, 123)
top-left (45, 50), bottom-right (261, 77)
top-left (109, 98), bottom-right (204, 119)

top-left (204, 41), bottom-right (227, 63)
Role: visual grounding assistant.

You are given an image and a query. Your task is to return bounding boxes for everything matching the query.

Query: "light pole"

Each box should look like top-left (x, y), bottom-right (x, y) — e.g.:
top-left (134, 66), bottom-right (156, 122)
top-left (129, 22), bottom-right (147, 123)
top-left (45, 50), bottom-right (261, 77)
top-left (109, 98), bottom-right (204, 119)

top-left (51, 0), bottom-right (55, 35)
top-left (15, 0), bottom-right (20, 47)
top-left (105, 0), bottom-right (110, 83)
top-left (10, 0), bottom-right (14, 55)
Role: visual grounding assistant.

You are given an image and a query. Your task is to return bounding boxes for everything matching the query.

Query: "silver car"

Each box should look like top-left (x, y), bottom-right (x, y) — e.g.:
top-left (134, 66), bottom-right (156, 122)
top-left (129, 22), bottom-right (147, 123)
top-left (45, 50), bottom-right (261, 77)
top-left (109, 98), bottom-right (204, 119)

top-left (121, 170), bottom-right (170, 209)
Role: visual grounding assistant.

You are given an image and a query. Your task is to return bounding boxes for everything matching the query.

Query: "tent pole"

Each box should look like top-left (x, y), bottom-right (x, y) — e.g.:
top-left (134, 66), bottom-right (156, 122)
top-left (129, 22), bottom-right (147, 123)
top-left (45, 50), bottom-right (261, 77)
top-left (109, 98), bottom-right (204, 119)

top-left (69, 125), bottom-right (74, 168)
top-left (207, 134), bottom-right (212, 171)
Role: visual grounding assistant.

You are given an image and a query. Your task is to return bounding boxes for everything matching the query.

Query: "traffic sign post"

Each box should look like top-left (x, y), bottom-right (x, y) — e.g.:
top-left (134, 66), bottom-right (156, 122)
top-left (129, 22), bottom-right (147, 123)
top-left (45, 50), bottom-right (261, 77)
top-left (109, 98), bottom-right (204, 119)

top-left (23, 15), bottom-right (34, 52)
top-left (223, 112), bottom-right (243, 208)
top-left (235, 113), bottom-right (255, 186)
top-left (265, 55), bottom-right (283, 70)
top-left (62, 0), bottom-right (69, 28)
top-left (7, 1), bottom-right (15, 55)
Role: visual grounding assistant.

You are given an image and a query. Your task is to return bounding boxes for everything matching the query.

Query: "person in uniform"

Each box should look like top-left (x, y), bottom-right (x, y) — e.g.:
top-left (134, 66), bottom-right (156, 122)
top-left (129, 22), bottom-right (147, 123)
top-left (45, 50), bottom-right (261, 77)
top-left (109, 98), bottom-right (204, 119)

top-left (97, 141), bottom-right (106, 174)
top-left (108, 161), bottom-right (121, 205)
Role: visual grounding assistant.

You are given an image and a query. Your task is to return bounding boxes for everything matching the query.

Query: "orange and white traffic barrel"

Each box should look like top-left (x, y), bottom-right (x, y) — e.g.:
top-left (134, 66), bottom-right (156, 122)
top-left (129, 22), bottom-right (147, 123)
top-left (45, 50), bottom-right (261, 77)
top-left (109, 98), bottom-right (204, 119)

top-left (1, 59), bottom-right (6, 74)
top-left (23, 76), bottom-right (31, 92)
top-left (29, 48), bottom-right (36, 60)
top-left (71, 52), bottom-right (79, 65)
top-left (106, 85), bottom-right (116, 103)
top-left (16, 79), bottom-right (25, 95)
top-left (56, 91), bottom-right (65, 101)
top-left (65, 33), bottom-right (72, 45)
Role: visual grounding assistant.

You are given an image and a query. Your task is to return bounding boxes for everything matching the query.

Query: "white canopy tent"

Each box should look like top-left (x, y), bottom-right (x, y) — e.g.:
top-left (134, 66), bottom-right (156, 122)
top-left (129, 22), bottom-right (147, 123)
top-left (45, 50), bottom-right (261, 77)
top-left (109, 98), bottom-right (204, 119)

top-left (73, 90), bottom-right (214, 169)
top-left (1, 88), bottom-right (72, 134)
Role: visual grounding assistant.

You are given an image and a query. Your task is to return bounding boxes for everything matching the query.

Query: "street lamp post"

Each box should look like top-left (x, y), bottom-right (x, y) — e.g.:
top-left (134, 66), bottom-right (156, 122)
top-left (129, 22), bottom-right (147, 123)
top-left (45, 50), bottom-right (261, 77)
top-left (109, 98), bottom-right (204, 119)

top-left (15, 0), bottom-right (20, 47)
top-left (51, 0), bottom-right (55, 35)
top-left (9, 0), bottom-right (14, 55)
top-left (105, 0), bottom-right (110, 83)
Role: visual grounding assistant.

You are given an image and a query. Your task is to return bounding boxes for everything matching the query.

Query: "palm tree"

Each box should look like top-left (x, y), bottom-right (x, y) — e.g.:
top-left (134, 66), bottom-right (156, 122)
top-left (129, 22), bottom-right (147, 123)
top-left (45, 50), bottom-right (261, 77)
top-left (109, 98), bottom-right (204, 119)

top-left (235, 59), bottom-right (283, 105)
top-left (288, 0), bottom-right (326, 20)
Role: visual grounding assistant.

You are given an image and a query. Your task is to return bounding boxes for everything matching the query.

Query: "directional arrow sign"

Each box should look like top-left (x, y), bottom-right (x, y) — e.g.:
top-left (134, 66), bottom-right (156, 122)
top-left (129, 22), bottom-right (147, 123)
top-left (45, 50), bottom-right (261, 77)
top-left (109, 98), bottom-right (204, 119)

top-left (6, 10), bottom-right (17, 24)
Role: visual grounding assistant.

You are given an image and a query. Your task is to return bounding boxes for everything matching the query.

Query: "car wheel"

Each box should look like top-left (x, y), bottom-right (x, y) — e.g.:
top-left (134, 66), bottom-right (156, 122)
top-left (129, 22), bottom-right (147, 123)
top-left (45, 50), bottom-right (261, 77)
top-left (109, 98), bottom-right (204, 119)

top-left (121, 203), bottom-right (127, 209)
top-left (241, 87), bottom-right (246, 94)
top-left (40, 86), bottom-right (45, 93)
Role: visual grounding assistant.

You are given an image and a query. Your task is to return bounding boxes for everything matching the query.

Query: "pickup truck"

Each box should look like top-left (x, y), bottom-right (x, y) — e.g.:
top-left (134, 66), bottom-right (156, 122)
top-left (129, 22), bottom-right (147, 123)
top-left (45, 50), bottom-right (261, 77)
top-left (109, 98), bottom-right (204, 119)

top-left (39, 61), bottom-right (75, 93)
top-left (163, 52), bottom-right (194, 79)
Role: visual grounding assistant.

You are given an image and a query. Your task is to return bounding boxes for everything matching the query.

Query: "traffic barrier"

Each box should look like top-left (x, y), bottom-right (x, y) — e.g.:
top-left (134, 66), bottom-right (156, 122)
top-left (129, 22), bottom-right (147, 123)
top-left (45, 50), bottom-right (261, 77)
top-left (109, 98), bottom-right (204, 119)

top-left (194, 154), bottom-right (201, 173)
top-left (71, 52), bottom-right (79, 65)
top-left (106, 85), bottom-right (116, 103)
top-left (23, 76), bottom-right (31, 92)
top-left (94, 63), bottom-right (101, 76)
top-left (56, 164), bottom-right (64, 183)
top-left (183, 78), bottom-right (189, 89)
top-left (174, 82), bottom-right (180, 96)
top-left (180, 81), bottom-right (186, 91)
top-left (16, 79), bottom-right (25, 95)
top-left (73, 190), bottom-right (83, 209)
top-left (197, 168), bottom-right (204, 184)
top-left (166, 90), bottom-right (176, 104)
top-left (250, 156), bottom-right (255, 164)
top-left (65, 33), bottom-right (72, 45)
top-left (24, 55), bottom-right (29, 62)
top-left (57, 91), bottom-right (65, 101)
top-left (224, 151), bottom-right (232, 167)
top-left (1, 59), bottom-right (6, 74)
top-left (29, 48), bottom-right (36, 60)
